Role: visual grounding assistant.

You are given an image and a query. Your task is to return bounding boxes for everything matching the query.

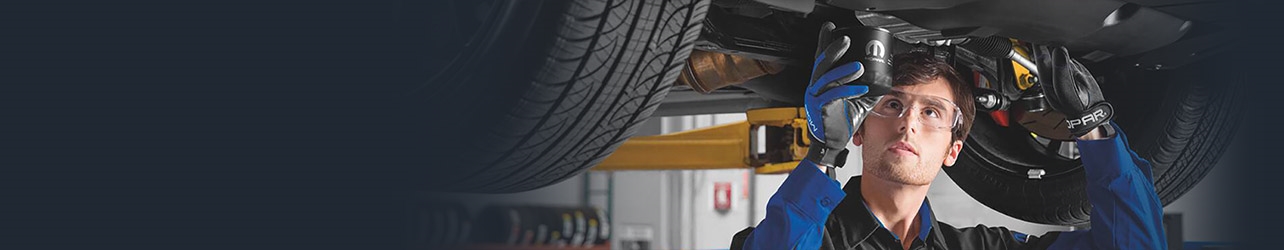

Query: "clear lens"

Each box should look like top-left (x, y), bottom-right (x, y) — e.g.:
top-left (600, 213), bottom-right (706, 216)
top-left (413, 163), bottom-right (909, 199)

top-left (869, 90), bottom-right (960, 131)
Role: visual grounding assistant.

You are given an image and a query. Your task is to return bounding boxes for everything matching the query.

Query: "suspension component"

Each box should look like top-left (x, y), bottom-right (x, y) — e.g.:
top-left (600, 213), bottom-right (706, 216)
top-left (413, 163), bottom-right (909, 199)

top-left (974, 88), bottom-right (1009, 112)
top-left (1018, 91), bottom-right (1047, 113)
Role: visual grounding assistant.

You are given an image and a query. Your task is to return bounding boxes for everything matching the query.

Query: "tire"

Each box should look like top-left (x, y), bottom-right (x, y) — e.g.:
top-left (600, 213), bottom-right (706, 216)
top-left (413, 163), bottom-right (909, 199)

top-left (412, 202), bottom-right (469, 248)
top-left (418, 0), bottom-right (710, 192)
top-left (945, 53), bottom-right (1242, 225)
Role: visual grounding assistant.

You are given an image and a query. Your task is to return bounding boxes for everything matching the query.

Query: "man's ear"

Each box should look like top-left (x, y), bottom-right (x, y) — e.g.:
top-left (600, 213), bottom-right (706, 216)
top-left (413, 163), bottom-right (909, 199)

top-left (851, 127), bottom-right (863, 146)
top-left (942, 139), bottom-right (964, 167)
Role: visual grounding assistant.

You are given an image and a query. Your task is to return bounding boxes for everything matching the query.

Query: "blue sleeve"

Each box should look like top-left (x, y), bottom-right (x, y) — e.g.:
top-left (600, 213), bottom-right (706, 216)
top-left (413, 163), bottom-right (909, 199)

top-left (743, 160), bottom-right (847, 250)
top-left (1047, 123), bottom-right (1168, 250)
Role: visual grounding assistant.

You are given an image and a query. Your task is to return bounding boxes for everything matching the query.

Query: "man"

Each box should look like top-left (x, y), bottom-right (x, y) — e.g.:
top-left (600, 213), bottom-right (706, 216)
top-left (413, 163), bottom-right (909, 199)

top-left (731, 22), bottom-right (1166, 249)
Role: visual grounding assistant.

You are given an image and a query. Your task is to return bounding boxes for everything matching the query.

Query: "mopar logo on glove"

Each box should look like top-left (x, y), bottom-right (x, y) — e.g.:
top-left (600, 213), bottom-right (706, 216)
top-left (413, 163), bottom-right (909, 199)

top-left (1067, 109), bottom-right (1108, 129)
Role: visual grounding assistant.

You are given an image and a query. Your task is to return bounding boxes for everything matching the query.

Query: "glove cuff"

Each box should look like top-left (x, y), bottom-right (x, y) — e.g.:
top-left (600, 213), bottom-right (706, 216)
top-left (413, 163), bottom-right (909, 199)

top-left (806, 145), bottom-right (849, 168)
top-left (1066, 101), bottom-right (1114, 137)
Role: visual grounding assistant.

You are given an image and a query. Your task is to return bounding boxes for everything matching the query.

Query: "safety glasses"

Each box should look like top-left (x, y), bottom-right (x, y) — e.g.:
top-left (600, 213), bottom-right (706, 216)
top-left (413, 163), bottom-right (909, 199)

top-left (867, 90), bottom-right (961, 132)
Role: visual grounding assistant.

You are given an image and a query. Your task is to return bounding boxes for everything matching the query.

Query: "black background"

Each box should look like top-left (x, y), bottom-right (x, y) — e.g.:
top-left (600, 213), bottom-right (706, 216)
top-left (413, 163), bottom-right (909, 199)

top-left (0, 0), bottom-right (453, 248)
top-left (1231, 0), bottom-right (1282, 248)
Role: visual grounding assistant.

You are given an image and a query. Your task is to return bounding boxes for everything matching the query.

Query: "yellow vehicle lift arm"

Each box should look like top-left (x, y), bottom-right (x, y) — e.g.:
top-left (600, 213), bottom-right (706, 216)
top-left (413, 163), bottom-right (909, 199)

top-left (591, 107), bottom-right (815, 174)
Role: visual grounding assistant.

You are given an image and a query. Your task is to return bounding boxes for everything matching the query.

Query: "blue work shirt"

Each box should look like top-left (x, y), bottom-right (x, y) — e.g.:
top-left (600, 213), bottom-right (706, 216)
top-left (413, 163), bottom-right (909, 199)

top-left (737, 123), bottom-right (1167, 249)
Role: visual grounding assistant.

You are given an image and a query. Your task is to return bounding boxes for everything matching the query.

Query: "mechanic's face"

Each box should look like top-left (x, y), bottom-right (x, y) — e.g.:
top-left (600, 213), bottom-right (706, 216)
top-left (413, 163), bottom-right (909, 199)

top-left (853, 77), bottom-right (964, 186)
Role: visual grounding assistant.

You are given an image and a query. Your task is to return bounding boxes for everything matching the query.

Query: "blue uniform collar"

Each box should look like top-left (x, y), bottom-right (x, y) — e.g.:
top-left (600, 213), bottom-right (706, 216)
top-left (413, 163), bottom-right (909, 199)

top-left (917, 200), bottom-right (933, 241)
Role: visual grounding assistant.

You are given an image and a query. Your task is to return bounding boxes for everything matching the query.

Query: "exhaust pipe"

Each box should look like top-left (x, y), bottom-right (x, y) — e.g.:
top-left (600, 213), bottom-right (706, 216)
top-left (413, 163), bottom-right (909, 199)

top-left (677, 50), bottom-right (784, 94)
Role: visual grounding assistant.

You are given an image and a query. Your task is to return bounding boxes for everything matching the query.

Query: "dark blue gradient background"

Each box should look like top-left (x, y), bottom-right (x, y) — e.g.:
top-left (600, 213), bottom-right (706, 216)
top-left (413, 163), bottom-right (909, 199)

top-left (0, 0), bottom-right (1266, 249)
top-left (0, 0), bottom-right (467, 249)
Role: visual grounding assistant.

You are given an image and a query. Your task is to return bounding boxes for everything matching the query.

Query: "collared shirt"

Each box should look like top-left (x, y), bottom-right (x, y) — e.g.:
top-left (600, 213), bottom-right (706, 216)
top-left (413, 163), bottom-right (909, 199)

top-left (859, 198), bottom-right (933, 243)
top-left (734, 123), bottom-right (1167, 249)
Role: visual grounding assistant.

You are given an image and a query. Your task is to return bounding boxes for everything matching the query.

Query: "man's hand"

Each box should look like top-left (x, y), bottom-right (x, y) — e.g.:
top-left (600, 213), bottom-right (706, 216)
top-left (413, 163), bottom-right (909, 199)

top-left (1035, 45), bottom-right (1114, 139)
top-left (804, 22), bottom-right (882, 168)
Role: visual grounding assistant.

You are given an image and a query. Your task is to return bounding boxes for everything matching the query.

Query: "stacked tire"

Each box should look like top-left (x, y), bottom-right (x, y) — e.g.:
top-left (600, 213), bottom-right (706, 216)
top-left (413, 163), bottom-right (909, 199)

top-left (472, 206), bottom-right (612, 248)
top-left (411, 203), bottom-right (471, 249)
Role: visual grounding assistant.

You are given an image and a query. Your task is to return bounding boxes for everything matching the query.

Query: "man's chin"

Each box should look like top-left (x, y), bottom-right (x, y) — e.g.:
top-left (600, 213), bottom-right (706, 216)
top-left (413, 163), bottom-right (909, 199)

top-left (866, 162), bottom-right (934, 186)
top-left (866, 171), bottom-right (931, 186)
top-left (891, 178), bottom-right (933, 186)
top-left (883, 155), bottom-right (918, 166)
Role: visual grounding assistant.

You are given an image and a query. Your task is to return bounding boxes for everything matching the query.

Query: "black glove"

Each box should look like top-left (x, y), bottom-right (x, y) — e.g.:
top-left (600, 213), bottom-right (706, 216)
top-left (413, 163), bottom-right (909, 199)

top-left (1035, 46), bottom-right (1114, 138)
top-left (803, 22), bottom-right (881, 168)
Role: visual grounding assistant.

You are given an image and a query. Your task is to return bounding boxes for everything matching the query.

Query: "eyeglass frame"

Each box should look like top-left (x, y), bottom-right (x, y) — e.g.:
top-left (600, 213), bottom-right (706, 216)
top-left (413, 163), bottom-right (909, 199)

top-left (864, 89), bottom-right (963, 132)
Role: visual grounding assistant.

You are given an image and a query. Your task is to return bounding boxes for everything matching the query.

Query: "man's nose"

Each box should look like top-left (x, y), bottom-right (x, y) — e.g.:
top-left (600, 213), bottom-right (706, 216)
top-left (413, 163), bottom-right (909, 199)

top-left (895, 109), bottom-right (920, 134)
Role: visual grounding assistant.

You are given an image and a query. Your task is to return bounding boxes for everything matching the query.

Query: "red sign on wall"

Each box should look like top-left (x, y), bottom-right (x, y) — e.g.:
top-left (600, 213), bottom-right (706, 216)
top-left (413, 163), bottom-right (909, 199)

top-left (714, 182), bottom-right (732, 211)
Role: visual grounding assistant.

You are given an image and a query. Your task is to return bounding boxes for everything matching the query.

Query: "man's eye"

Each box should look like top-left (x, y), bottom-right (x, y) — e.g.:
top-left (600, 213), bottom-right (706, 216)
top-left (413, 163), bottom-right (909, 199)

top-left (924, 108), bottom-right (940, 118)
top-left (887, 100), bottom-right (903, 110)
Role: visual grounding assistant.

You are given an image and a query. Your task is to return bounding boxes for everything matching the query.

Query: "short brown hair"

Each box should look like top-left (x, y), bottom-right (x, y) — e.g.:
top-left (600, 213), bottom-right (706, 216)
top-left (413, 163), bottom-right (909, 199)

top-left (891, 52), bottom-right (974, 142)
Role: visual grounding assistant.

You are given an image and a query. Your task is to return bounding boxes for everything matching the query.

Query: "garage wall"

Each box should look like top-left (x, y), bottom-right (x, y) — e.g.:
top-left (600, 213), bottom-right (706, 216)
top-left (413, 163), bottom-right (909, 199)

top-left (668, 114), bottom-right (756, 250)
top-left (610, 170), bottom-right (675, 249)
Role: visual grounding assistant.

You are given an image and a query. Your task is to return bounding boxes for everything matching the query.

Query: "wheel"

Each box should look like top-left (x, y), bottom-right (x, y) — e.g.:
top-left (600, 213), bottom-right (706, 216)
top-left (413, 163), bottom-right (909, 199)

top-left (945, 52), bottom-right (1242, 225)
top-left (416, 0), bottom-right (710, 192)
